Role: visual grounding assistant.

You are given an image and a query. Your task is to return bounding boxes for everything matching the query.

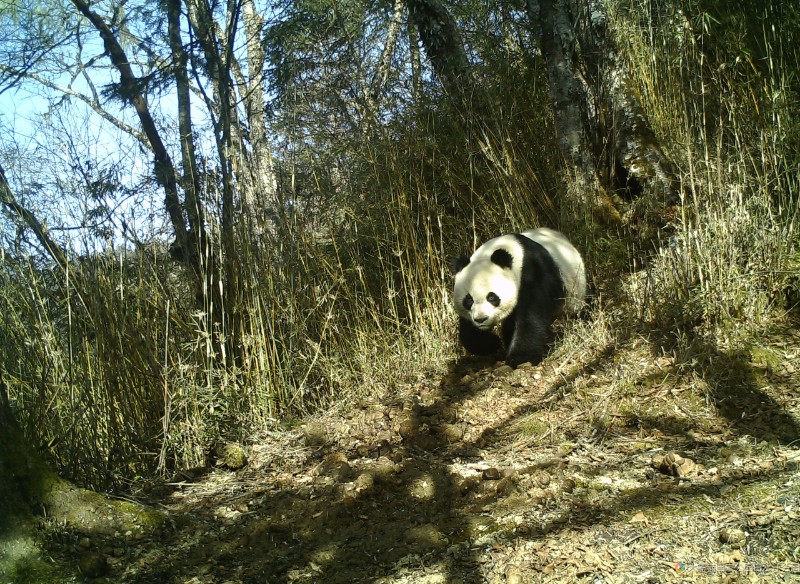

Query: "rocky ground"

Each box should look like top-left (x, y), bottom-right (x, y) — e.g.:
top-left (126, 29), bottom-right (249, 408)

top-left (31, 317), bottom-right (800, 583)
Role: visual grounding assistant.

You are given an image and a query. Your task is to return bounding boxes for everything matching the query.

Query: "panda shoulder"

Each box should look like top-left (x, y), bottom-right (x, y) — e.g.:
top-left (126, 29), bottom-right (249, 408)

top-left (521, 229), bottom-right (583, 268)
top-left (514, 233), bottom-right (562, 273)
top-left (471, 234), bottom-right (526, 263)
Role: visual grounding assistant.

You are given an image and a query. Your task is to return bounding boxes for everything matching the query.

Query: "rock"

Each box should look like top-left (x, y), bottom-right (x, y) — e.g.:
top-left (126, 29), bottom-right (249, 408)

top-left (314, 452), bottom-right (352, 482)
top-left (398, 419), bottom-right (418, 440)
top-left (651, 452), bottom-right (696, 477)
top-left (409, 474), bottom-right (437, 500)
top-left (411, 433), bottom-right (441, 451)
top-left (726, 453), bottom-right (743, 466)
top-left (533, 470), bottom-right (551, 487)
top-left (482, 467), bottom-right (501, 480)
top-left (439, 406), bottom-right (458, 423)
top-left (719, 527), bottom-right (747, 548)
top-left (303, 422), bottom-right (328, 447)
top-left (561, 478), bottom-right (576, 493)
top-left (78, 552), bottom-right (108, 578)
top-left (505, 566), bottom-right (524, 584)
top-left (337, 482), bottom-right (359, 503)
top-left (455, 475), bottom-right (480, 495)
top-left (371, 456), bottom-right (400, 479)
top-left (353, 472), bottom-right (375, 493)
top-left (495, 475), bottom-right (517, 496)
top-left (494, 365), bottom-right (514, 377)
top-left (436, 423), bottom-right (464, 442)
top-left (217, 442), bottom-right (248, 470)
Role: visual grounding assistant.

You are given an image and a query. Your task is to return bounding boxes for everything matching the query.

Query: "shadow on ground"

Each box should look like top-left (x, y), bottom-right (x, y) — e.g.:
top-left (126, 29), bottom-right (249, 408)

top-left (113, 317), bottom-right (800, 583)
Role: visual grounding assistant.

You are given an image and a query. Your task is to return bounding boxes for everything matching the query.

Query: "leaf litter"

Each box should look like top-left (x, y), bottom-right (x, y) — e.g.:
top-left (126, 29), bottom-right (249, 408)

top-left (38, 317), bottom-right (800, 583)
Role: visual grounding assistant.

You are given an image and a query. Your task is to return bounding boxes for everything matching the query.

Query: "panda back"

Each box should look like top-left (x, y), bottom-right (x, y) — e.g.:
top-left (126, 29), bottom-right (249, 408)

top-left (522, 228), bottom-right (586, 313)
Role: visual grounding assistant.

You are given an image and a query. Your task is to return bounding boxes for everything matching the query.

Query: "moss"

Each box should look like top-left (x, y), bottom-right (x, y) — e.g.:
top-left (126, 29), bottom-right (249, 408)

top-left (750, 345), bottom-right (783, 369)
top-left (218, 442), bottom-right (248, 469)
top-left (1, 422), bottom-right (166, 541)
top-left (513, 415), bottom-right (550, 441)
top-left (0, 557), bottom-right (70, 584)
top-left (44, 484), bottom-right (167, 537)
top-left (0, 508), bottom-right (75, 583)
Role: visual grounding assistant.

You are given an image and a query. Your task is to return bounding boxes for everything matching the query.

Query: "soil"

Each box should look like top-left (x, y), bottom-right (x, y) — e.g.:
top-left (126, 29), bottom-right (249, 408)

top-left (24, 318), bottom-right (800, 583)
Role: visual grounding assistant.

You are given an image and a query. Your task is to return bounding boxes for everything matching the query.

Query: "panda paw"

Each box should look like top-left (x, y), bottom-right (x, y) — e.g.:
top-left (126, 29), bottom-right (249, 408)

top-left (504, 339), bottom-right (546, 367)
top-left (505, 351), bottom-right (544, 368)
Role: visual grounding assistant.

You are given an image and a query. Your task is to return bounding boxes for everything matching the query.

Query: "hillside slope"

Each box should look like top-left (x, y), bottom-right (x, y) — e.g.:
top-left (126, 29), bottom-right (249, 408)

top-left (32, 315), bottom-right (800, 583)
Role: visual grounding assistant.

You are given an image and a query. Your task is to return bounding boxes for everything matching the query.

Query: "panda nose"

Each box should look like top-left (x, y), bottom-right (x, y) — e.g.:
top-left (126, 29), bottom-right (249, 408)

top-left (474, 316), bottom-right (488, 324)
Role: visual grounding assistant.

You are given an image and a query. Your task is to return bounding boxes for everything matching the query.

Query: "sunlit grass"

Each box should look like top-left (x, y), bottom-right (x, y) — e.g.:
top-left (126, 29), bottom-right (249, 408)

top-left (1, 0), bottom-right (797, 489)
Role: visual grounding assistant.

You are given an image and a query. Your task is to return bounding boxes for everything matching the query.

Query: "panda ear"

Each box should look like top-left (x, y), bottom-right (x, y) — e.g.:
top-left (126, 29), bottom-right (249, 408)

top-left (450, 253), bottom-right (470, 274)
top-left (491, 248), bottom-right (514, 269)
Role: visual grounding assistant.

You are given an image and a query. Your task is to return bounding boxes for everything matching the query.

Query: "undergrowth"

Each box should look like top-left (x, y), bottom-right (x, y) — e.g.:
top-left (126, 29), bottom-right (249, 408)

top-left (0, 0), bottom-right (798, 491)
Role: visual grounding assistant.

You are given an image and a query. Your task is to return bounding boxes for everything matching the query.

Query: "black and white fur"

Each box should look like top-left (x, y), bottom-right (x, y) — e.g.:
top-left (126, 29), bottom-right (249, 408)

top-left (451, 228), bottom-right (586, 367)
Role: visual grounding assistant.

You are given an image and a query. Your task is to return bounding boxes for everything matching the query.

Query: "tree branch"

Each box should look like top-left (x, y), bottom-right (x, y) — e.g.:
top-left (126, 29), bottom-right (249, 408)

top-left (0, 164), bottom-right (69, 271)
top-left (0, 64), bottom-right (149, 148)
top-left (68, 0), bottom-right (190, 259)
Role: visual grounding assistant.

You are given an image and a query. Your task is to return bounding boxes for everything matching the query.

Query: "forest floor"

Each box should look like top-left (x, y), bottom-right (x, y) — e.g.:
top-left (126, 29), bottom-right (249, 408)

top-left (33, 315), bottom-right (800, 583)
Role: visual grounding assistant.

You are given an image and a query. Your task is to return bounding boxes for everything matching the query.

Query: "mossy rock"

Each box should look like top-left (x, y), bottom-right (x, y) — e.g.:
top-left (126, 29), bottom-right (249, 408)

top-left (217, 442), bottom-right (248, 470)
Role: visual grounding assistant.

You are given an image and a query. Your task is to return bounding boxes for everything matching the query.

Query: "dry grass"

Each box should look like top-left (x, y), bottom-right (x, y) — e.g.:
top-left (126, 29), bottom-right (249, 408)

top-left (1, 0), bottom-right (798, 493)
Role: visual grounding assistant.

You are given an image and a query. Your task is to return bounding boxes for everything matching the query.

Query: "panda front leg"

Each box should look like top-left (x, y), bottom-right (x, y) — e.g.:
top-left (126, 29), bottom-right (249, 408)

top-left (502, 313), bottom-right (549, 367)
top-left (458, 317), bottom-right (502, 356)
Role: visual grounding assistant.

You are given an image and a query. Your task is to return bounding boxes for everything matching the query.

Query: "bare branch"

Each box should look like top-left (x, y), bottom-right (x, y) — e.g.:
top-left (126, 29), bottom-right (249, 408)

top-left (68, 0), bottom-right (192, 266)
top-left (369, 0), bottom-right (406, 105)
top-left (0, 163), bottom-right (69, 271)
top-left (0, 64), bottom-right (149, 148)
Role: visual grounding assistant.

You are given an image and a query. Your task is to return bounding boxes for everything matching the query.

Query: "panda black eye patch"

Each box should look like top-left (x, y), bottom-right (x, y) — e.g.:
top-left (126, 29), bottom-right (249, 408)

top-left (463, 294), bottom-right (474, 310)
top-left (487, 292), bottom-right (500, 307)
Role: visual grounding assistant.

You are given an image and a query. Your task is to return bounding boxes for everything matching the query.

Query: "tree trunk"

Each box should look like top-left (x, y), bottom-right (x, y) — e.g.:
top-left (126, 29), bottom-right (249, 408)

top-left (242, 0), bottom-right (276, 205)
top-left (167, 0), bottom-right (206, 265)
top-left (369, 0), bottom-right (407, 108)
top-left (406, 0), bottom-right (471, 99)
top-left (530, 0), bottom-right (598, 191)
top-left (239, 0), bottom-right (277, 237)
top-left (528, 0), bottom-right (677, 215)
top-left (165, 0), bottom-right (229, 356)
top-left (185, 0), bottom-right (245, 364)
top-left (408, 17), bottom-right (423, 102)
top-left (0, 371), bottom-right (41, 577)
top-left (69, 0), bottom-right (196, 263)
top-left (0, 371), bottom-right (166, 576)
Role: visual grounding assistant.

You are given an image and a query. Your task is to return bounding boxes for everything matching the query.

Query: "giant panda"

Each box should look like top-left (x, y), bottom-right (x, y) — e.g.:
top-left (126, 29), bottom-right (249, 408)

top-left (451, 228), bottom-right (586, 367)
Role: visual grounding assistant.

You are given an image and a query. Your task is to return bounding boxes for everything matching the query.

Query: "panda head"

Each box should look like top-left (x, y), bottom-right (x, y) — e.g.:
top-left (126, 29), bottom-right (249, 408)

top-left (452, 247), bottom-right (520, 330)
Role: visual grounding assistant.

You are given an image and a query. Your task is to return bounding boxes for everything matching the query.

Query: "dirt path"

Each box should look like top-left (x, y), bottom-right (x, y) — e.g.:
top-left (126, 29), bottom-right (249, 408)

top-left (42, 319), bottom-right (800, 583)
